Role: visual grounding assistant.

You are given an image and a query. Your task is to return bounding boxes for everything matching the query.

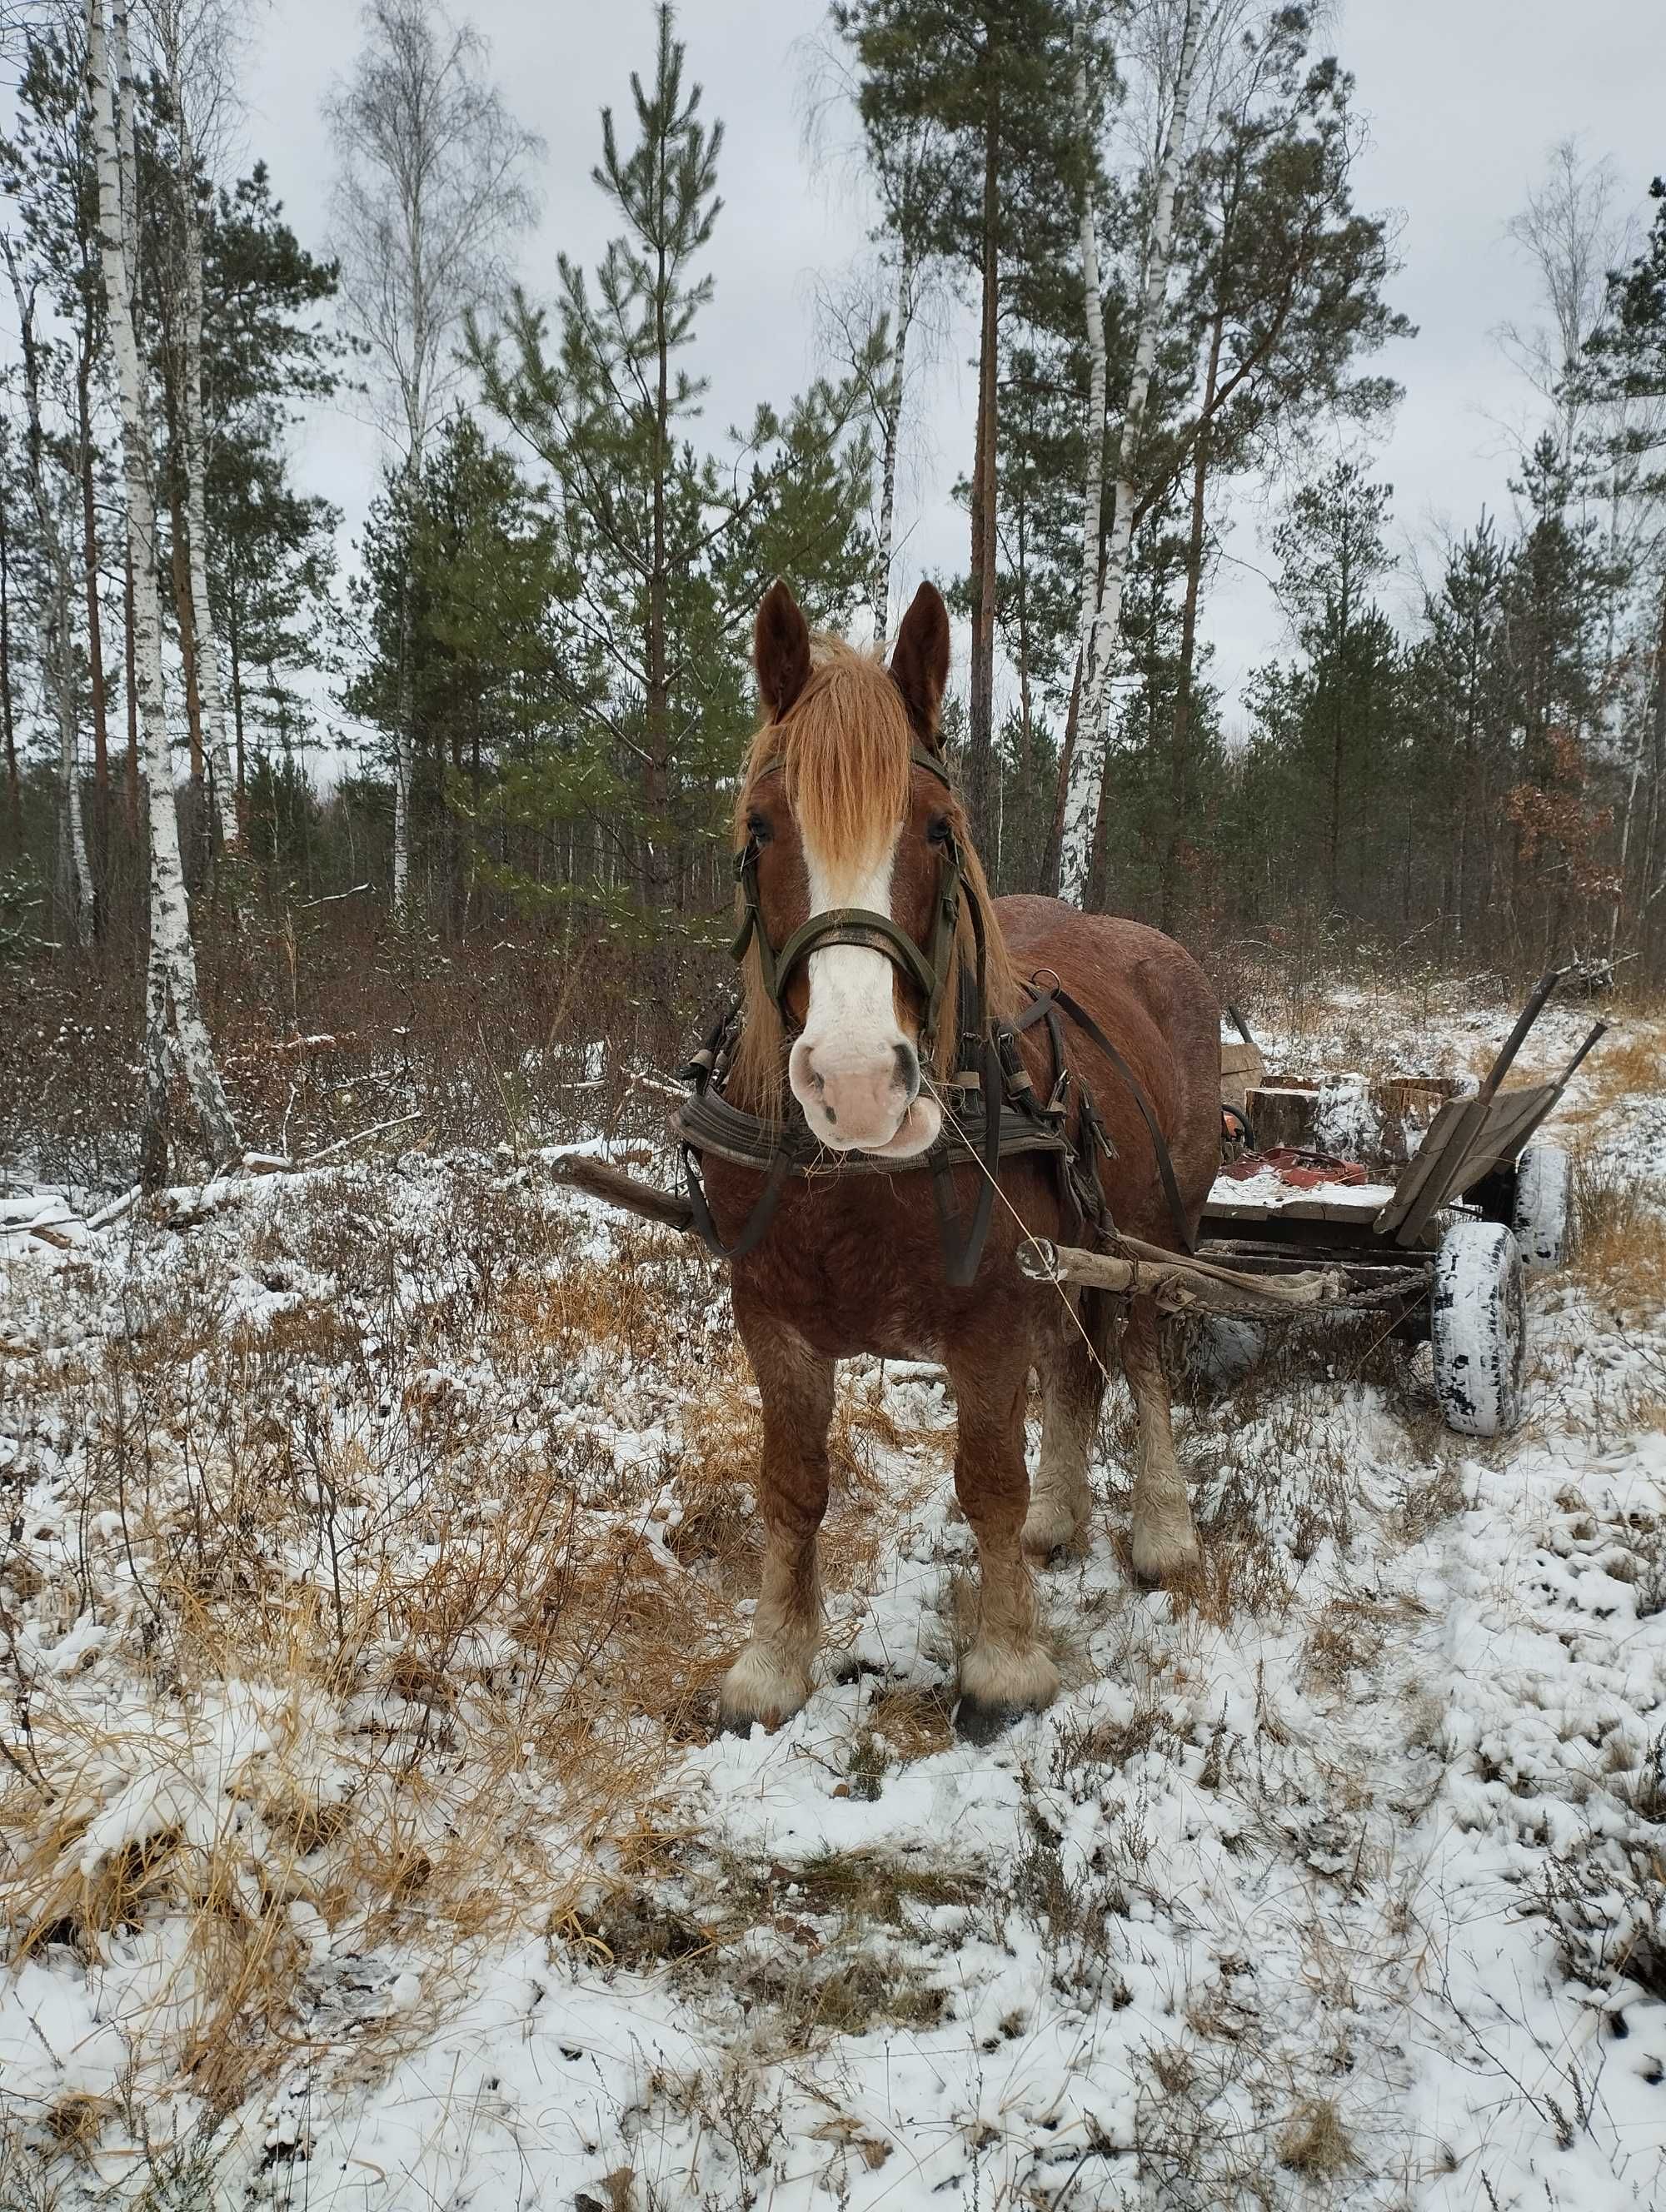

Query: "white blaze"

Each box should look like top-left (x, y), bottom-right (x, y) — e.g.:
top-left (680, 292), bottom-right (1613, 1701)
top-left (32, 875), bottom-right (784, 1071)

top-left (787, 823), bottom-right (943, 1157)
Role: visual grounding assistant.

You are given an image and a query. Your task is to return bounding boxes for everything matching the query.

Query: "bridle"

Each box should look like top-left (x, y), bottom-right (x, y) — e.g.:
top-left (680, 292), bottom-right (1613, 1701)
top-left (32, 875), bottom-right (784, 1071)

top-left (728, 744), bottom-right (969, 1066)
top-left (679, 741), bottom-right (1198, 1286)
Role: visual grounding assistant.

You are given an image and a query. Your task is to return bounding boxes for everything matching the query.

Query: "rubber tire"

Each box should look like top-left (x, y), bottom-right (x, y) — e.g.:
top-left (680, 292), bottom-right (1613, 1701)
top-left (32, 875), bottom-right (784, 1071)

top-left (1431, 1218), bottom-right (1526, 1438)
top-left (1512, 1144), bottom-right (1573, 1273)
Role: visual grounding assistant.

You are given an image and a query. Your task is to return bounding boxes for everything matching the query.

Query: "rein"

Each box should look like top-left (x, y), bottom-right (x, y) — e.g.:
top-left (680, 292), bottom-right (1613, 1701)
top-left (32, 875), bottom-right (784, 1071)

top-left (679, 745), bottom-right (1197, 1284)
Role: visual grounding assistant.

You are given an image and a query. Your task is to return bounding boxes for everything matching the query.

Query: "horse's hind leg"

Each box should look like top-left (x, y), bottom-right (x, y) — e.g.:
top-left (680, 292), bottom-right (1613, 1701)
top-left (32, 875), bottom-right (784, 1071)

top-left (1024, 1289), bottom-right (1113, 1562)
top-left (719, 1313), bottom-right (834, 1734)
top-left (949, 1330), bottom-right (1060, 1741)
top-left (1121, 1293), bottom-right (1200, 1585)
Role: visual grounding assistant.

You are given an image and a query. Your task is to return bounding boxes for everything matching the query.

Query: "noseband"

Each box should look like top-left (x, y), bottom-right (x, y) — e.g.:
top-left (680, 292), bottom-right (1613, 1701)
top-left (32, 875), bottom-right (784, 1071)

top-left (728, 745), bottom-right (965, 1062)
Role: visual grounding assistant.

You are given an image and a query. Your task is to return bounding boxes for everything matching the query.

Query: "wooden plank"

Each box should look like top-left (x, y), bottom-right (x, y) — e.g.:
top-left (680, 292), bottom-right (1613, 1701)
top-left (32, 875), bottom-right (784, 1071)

top-left (1375, 1098), bottom-right (1487, 1243)
top-left (1440, 1084), bottom-right (1561, 1193)
top-left (1375, 1083), bottom-right (1562, 1245)
top-left (1220, 1041), bottom-right (1265, 1112)
top-left (1201, 1208), bottom-right (1393, 1252)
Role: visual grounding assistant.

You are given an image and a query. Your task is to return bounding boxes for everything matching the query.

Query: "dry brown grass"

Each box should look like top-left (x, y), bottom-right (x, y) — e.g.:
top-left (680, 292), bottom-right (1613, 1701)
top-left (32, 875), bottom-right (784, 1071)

top-left (1278, 2095), bottom-right (1358, 2179)
top-left (861, 1681), bottom-right (955, 1762)
top-left (1566, 1152), bottom-right (1666, 1321)
top-left (0, 1161), bottom-right (972, 2135)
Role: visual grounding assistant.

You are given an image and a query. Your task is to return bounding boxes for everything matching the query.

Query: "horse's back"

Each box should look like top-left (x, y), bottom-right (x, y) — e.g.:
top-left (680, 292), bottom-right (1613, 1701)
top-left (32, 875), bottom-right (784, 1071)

top-left (995, 896), bottom-right (1221, 1239)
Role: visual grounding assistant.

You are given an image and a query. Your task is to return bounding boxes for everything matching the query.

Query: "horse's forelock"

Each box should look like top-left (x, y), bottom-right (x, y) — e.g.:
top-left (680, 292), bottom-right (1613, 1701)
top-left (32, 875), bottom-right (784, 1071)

top-left (730, 635), bottom-right (1019, 1114)
top-left (741, 640), bottom-right (912, 879)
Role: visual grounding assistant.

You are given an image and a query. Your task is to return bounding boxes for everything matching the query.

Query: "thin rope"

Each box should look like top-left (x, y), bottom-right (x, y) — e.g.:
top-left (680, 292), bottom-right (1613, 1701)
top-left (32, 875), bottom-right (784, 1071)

top-left (925, 1076), bottom-right (1118, 1387)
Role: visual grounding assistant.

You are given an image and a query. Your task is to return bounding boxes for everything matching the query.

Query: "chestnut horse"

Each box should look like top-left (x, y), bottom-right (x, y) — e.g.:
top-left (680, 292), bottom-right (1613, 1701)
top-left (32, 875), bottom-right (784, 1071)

top-left (706, 579), bottom-right (1220, 1739)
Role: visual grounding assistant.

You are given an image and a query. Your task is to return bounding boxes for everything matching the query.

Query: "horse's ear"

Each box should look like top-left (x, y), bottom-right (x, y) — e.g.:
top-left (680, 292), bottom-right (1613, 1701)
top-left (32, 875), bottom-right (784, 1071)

top-left (755, 579), bottom-right (812, 720)
top-left (889, 581), bottom-right (950, 748)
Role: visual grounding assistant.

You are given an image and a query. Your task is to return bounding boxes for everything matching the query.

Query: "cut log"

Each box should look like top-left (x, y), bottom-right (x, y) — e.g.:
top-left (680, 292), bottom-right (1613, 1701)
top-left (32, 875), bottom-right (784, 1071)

top-left (1245, 1084), bottom-right (1320, 1153)
top-left (1219, 1041), bottom-right (1264, 1113)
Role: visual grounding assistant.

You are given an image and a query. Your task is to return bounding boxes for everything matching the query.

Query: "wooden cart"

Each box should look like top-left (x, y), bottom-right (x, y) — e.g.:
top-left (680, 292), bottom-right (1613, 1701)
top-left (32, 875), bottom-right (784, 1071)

top-left (1194, 969), bottom-right (1607, 1434)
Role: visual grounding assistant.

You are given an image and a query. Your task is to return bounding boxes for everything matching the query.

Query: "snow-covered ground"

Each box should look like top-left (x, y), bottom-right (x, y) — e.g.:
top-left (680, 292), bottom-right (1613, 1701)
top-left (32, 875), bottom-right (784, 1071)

top-left (2, 980), bottom-right (1664, 2210)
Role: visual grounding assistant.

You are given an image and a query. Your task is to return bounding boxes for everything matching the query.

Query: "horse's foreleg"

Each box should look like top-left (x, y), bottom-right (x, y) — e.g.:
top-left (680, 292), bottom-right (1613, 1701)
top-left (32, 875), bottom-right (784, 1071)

top-left (950, 1336), bottom-right (1060, 1740)
top-left (718, 1319), bottom-right (834, 1734)
top-left (1122, 1293), bottom-right (1200, 1584)
top-left (1025, 1288), bottom-right (1112, 1562)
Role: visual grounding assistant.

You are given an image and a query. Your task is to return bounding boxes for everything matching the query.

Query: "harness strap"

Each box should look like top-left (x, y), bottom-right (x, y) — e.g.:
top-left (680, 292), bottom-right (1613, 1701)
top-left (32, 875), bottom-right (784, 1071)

top-left (681, 1141), bottom-right (792, 1263)
top-left (1042, 983), bottom-right (1198, 1255)
top-left (929, 880), bottom-right (1002, 1288)
top-left (771, 905), bottom-right (941, 1009)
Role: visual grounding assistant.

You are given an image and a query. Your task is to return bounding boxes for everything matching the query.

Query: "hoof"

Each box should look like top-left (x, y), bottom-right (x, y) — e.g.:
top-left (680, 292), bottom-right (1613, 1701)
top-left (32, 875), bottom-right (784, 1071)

top-left (1022, 1508), bottom-right (1088, 1567)
top-left (955, 1691), bottom-right (1029, 1745)
top-left (1022, 1512), bottom-right (1084, 1566)
top-left (717, 1644), bottom-right (811, 1737)
top-left (956, 1641), bottom-right (1059, 1741)
top-left (1129, 1528), bottom-right (1201, 1587)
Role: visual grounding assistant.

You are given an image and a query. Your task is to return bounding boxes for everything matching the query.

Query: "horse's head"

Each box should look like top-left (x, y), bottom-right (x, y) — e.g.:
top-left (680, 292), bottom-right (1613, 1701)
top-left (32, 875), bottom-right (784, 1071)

top-left (735, 578), bottom-right (967, 1158)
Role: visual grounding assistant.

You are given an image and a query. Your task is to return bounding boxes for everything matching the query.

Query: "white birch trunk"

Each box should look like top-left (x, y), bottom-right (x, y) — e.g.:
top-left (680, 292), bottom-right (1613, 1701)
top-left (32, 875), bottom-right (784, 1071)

top-left (52, 549), bottom-right (96, 945)
top-left (1058, 0), bottom-right (1202, 909)
top-left (178, 144), bottom-right (241, 849)
top-left (870, 242), bottom-right (916, 640)
top-left (392, 447), bottom-right (418, 907)
top-left (1071, 37), bottom-right (1108, 790)
top-left (4, 243), bottom-right (96, 946)
top-left (90, 0), bottom-right (238, 1169)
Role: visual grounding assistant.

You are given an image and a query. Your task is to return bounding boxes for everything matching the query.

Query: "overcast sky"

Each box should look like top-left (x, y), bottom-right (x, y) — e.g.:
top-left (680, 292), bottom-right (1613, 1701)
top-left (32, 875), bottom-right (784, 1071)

top-left (237, 0), bottom-right (1664, 745)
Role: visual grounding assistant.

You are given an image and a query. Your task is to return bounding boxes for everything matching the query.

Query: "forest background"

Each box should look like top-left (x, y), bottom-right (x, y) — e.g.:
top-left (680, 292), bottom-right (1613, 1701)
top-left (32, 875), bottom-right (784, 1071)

top-left (2, 0), bottom-right (1664, 1184)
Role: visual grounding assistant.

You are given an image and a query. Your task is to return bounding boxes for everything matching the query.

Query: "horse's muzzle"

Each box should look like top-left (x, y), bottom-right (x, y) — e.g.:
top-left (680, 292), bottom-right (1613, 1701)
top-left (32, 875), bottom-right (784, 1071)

top-left (790, 1036), bottom-right (929, 1152)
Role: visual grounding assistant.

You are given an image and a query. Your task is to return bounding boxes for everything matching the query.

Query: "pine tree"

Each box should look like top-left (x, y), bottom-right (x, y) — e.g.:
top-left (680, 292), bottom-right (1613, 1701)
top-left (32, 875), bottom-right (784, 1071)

top-left (1267, 459), bottom-right (1396, 915)
top-left (346, 411), bottom-right (571, 927)
top-left (473, 3), bottom-right (872, 926)
top-left (833, 0), bottom-right (1085, 848)
top-left (197, 166), bottom-right (342, 802)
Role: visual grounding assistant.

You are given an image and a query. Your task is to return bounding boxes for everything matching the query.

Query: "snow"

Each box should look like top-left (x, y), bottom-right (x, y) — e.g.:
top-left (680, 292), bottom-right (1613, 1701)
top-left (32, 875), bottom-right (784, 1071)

top-left (1, 987), bottom-right (1663, 2208)
top-left (1209, 1164), bottom-right (1399, 1210)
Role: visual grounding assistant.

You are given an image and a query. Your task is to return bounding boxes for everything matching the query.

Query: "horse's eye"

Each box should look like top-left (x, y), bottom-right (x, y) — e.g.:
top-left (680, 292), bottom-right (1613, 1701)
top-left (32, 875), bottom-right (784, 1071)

top-left (746, 812), bottom-right (771, 844)
top-left (927, 815), bottom-right (953, 846)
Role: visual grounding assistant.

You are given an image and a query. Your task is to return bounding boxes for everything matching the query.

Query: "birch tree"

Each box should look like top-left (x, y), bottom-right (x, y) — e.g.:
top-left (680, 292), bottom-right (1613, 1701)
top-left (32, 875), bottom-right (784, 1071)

top-left (801, 34), bottom-right (950, 640)
top-left (147, 0), bottom-right (241, 847)
top-left (87, 0), bottom-right (238, 1173)
top-left (811, 239), bottom-right (934, 640)
top-left (3, 237), bottom-right (95, 944)
top-left (326, 0), bottom-right (538, 907)
top-left (1057, 0), bottom-right (1200, 908)
top-left (1059, 30), bottom-right (1107, 889)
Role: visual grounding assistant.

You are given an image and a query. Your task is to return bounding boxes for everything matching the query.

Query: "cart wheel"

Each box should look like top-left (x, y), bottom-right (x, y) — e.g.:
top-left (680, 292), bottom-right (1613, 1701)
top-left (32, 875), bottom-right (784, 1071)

top-left (1431, 1218), bottom-right (1526, 1437)
top-left (1512, 1145), bottom-right (1573, 1273)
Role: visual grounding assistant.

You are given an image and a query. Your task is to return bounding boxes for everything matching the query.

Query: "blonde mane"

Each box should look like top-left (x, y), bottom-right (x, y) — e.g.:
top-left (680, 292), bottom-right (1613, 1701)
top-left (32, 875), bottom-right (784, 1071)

top-left (728, 637), bottom-right (1020, 1119)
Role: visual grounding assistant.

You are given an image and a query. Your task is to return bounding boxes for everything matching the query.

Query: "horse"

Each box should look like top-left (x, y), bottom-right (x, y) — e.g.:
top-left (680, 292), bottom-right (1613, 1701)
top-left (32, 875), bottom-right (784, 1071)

top-left (701, 577), bottom-right (1222, 1741)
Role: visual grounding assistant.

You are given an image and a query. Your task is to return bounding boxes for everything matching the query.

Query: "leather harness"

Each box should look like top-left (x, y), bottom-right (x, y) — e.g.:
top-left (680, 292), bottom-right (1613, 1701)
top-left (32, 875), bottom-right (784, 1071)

top-left (677, 746), bottom-right (1197, 1286)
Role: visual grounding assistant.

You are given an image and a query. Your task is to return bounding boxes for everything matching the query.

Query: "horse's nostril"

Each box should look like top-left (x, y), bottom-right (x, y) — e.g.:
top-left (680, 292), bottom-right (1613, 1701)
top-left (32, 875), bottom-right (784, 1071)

top-left (895, 1041), bottom-right (920, 1099)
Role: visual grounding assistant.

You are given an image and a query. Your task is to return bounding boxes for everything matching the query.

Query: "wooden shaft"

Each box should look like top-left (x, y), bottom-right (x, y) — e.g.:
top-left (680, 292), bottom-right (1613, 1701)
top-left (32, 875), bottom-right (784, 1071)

top-left (1557, 1019), bottom-right (1609, 1089)
top-left (1016, 1237), bottom-right (1349, 1313)
top-left (544, 1153), bottom-right (696, 1233)
top-left (1476, 967), bottom-right (1564, 1104)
